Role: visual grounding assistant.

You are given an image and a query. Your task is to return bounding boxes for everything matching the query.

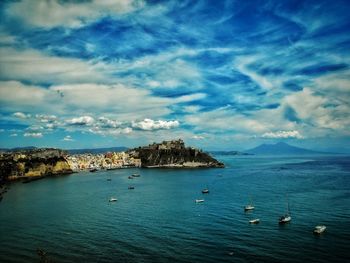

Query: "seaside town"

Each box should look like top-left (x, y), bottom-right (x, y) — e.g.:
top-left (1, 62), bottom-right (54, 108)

top-left (66, 151), bottom-right (141, 171)
top-left (66, 139), bottom-right (191, 171)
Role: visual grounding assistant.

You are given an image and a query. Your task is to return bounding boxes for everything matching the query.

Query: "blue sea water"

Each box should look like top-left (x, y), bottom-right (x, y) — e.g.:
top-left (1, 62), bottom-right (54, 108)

top-left (0, 155), bottom-right (349, 262)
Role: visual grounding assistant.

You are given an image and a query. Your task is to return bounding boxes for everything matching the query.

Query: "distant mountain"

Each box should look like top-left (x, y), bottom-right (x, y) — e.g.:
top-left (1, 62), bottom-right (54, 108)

top-left (67, 146), bottom-right (128, 154)
top-left (245, 142), bottom-right (334, 155)
top-left (0, 146), bottom-right (37, 153)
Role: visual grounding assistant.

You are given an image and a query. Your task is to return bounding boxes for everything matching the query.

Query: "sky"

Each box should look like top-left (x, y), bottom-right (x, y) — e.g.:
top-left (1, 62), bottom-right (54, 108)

top-left (0, 0), bottom-right (350, 152)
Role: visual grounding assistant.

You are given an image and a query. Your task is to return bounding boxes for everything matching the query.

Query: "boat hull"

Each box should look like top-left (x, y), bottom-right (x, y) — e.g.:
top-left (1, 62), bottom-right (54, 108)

top-left (249, 219), bottom-right (260, 224)
top-left (313, 226), bottom-right (326, 234)
top-left (279, 215), bottom-right (291, 224)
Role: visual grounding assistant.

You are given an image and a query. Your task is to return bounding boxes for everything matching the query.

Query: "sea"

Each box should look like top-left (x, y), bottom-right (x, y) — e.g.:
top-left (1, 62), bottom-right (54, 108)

top-left (0, 155), bottom-right (349, 263)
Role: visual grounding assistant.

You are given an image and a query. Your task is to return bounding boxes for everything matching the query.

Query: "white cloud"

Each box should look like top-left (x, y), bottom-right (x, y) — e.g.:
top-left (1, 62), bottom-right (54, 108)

top-left (1, 81), bottom-right (54, 113)
top-left (235, 55), bottom-right (277, 90)
top-left (35, 114), bottom-right (57, 123)
top-left (26, 125), bottom-right (44, 131)
top-left (13, 112), bottom-right (31, 119)
top-left (45, 123), bottom-right (55, 130)
top-left (132, 119), bottom-right (179, 131)
top-left (261, 130), bottom-right (303, 139)
top-left (184, 106), bottom-right (270, 134)
top-left (63, 135), bottom-right (74, 141)
top-left (0, 47), bottom-right (109, 85)
top-left (173, 93), bottom-right (206, 103)
top-left (6, 0), bottom-right (145, 29)
top-left (0, 81), bottom-right (171, 118)
top-left (50, 83), bottom-right (173, 119)
top-left (67, 116), bottom-right (95, 126)
top-left (282, 87), bottom-right (350, 133)
top-left (88, 126), bottom-right (133, 136)
top-left (0, 32), bottom-right (16, 45)
top-left (192, 135), bottom-right (205, 140)
top-left (109, 127), bottom-right (133, 135)
top-left (98, 117), bottom-right (123, 128)
top-left (24, 132), bottom-right (43, 138)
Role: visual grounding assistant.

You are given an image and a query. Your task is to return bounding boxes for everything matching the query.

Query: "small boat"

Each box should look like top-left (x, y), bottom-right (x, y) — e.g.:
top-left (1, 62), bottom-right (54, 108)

top-left (132, 173), bottom-right (140, 177)
top-left (244, 197), bottom-right (255, 211)
top-left (249, 218), bottom-right (260, 224)
top-left (90, 168), bottom-right (98, 172)
top-left (128, 176), bottom-right (133, 179)
top-left (279, 215), bottom-right (291, 224)
top-left (128, 186), bottom-right (135, 190)
top-left (195, 199), bottom-right (205, 203)
top-left (313, 225), bottom-right (326, 234)
top-left (244, 204), bottom-right (255, 211)
top-left (202, 188), bottom-right (209, 194)
top-left (109, 197), bottom-right (117, 202)
top-left (279, 195), bottom-right (292, 224)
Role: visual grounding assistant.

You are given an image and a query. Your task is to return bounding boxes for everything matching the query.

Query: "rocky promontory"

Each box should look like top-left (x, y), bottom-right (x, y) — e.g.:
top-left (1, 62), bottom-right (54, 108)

top-left (128, 139), bottom-right (224, 168)
top-left (0, 148), bottom-right (73, 184)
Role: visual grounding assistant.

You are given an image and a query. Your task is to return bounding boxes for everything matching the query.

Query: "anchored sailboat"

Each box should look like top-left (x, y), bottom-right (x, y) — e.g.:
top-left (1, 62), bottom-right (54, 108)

top-left (244, 197), bottom-right (255, 211)
top-left (279, 195), bottom-right (291, 224)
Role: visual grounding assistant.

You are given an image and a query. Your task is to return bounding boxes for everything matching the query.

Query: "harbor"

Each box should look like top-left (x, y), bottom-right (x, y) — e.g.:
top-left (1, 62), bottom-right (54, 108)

top-left (0, 155), bottom-right (347, 262)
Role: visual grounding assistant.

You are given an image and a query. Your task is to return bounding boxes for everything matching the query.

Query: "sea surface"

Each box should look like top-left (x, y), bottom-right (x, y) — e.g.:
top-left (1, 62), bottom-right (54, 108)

top-left (0, 155), bottom-right (350, 262)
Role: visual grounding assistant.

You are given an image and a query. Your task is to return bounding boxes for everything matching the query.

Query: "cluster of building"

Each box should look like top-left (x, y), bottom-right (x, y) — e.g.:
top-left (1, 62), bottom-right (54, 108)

top-left (139, 139), bottom-right (186, 151)
top-left (66, 151), bottom-right (141, 171)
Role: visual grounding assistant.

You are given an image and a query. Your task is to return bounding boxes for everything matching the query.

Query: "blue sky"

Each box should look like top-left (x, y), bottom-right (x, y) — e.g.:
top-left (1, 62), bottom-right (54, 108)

top-left (0, 0), bottom-right (350, 152)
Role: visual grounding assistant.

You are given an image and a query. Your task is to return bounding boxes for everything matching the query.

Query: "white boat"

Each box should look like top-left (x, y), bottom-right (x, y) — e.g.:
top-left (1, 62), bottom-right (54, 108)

top-left (313, 225), bottom-right (326, 234)
top-left (195, 199), bottom-right (205, 203)
top-left (279, 195), bottom-right (291, 224)
top-left (244, 204), bottom-right (255, 211)
top-left (132, 173), bottom-right (140, 177)
top-left (244, 196), bottom-right (255, 211)
top-left (279, 215), bottom-right (291, 224)
top-left (249, 218), bottom-right (260, 224)
top-left (109, 197), bottom-right (117, 202)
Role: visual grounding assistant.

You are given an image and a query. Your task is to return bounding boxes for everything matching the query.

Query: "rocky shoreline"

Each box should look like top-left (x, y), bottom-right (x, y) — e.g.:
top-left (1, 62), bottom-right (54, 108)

top-left (129, 139), bottom-right (224, 168)
top-left (0, 148), bottom-right (73, 183)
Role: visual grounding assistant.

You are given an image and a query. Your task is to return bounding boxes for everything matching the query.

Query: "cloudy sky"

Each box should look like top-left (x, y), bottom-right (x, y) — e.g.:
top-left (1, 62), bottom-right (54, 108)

top-left (0, 0), bottom-right (350, 152)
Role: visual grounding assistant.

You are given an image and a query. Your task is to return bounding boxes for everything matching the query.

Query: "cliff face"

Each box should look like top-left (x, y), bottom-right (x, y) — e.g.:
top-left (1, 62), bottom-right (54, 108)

top-left (129, 140), bottom-right (224, 168)
top-left (0, 149), bottom-right (73, 182)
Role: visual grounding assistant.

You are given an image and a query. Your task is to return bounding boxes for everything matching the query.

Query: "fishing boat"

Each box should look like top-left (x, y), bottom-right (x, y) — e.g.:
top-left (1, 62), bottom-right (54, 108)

top-left (279, 196), bottom-right (291, 224)
top-left (132, 173), bottom-right (140, 177)
top-left (313, 225), bottom-right (326, 234)
top-left (195, 199), bottom-right (205, 203)
top-left (109, 197), bottom-right (117, 202)
top-left (244, 197), bottom-right (255, 211)
top-left (249, 218), bottom-right (260, 224)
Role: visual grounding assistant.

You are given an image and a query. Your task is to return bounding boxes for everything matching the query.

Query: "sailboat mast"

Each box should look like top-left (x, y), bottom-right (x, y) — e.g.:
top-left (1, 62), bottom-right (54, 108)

top-left (286, 195), bottom-right (290, 215)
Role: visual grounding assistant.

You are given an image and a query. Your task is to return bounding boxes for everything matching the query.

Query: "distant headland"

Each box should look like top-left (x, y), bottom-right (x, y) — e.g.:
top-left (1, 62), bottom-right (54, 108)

top-left (129, 139), bottom-right (224, 168)
top-left (0, 139), bottom-right (224, 186)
